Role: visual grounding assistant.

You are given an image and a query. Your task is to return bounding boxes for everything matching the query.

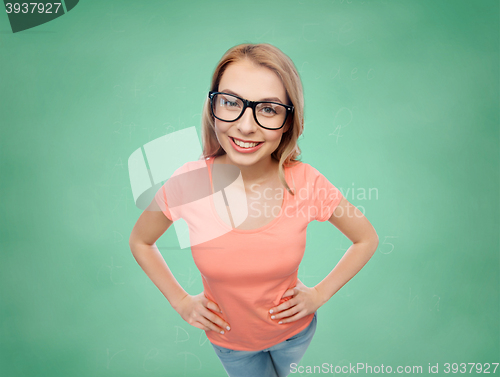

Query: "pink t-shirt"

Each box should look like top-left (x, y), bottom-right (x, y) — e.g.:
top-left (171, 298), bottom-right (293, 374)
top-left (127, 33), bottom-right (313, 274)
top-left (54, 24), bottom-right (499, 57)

top-left (154, 156), bottom-right (343, 351)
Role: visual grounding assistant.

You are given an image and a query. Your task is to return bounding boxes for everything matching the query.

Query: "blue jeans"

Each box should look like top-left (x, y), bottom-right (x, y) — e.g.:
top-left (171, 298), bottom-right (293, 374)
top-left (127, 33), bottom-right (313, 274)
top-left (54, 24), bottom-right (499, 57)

top-left (210, 312), bottom-right (317, 377)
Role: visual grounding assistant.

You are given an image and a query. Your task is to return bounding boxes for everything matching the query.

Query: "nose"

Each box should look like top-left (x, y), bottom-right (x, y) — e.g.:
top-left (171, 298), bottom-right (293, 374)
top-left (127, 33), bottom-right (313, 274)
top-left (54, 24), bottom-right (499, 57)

top-left (237, 106), bottom-right (259, 134)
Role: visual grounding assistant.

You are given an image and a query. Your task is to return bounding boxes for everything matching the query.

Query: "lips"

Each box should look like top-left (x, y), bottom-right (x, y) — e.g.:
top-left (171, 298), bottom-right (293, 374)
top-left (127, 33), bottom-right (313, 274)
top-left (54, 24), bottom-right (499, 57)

top-left (228, 136), bottom-right (266, 153)
top-left (230, 137), bottom-right (263, 144)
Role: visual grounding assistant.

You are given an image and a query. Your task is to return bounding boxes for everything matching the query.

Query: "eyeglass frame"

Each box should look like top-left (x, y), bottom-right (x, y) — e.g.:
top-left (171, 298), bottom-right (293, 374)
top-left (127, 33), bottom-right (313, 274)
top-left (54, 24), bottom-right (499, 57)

top-left (208, 91), bottom-right (294, 130)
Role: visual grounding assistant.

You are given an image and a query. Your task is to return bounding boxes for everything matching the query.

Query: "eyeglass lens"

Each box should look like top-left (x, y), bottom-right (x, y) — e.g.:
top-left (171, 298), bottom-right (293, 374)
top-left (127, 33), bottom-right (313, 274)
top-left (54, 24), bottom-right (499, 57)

top-left (212, 93), bottom-right (287, 129)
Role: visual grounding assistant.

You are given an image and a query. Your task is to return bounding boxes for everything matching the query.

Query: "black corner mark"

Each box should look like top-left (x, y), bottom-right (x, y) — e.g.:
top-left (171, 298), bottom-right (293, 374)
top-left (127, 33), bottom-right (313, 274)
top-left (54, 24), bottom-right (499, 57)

top-left (4, 0), bottom-right (79, 33)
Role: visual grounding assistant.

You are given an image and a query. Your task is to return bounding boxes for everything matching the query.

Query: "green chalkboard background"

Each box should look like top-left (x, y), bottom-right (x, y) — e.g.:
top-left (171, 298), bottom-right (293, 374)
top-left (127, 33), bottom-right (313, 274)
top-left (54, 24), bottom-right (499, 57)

top-left (1, 0), bottom-right (498, 376)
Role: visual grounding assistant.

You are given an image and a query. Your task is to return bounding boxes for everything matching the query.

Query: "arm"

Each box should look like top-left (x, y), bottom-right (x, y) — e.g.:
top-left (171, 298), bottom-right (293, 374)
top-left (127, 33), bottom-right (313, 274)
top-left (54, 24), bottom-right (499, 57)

top-left (314, 196), bottom-right (379, 304)
top-left (269, 197), bottom-right (379, 323)
top-left (129, 198), bottom-right (231, 333)
top-left (129, 200), bottom-right (188, 308)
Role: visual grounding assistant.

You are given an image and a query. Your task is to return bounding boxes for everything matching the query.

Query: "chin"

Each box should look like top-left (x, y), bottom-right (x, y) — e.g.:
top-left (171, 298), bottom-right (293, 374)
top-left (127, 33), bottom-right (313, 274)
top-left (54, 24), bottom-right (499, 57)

top-left (227, 152), bottom-right (259, 164)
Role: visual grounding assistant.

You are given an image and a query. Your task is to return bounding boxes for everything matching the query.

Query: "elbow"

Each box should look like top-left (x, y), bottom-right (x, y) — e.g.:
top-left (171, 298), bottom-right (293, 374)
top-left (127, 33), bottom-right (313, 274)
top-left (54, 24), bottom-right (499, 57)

top-left (369, 232), bottom-right (379, 255)
top-left (129, 238), bottom-right (137, 254)
top-left (362, 232), bottom-right (379, 256)
top-left (366, 224), bottom-right (379, 246)
top-left (371, 235), bottom-right (379, 254)
top-left (129, 229), bottom-right (145, 250)
top-left (129, 236), bottom-right (154, 252)
top-left (128, 234), bottom-right (136, 248)
top-left (353, 234), bottom-right (378, 256)
top-left (129, 235), bottom-right (144, 253)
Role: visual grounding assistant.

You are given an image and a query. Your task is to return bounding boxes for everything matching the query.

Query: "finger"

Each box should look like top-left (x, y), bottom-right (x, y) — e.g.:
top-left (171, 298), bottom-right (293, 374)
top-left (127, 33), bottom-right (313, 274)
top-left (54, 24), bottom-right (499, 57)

top-left (197, 315), bottom-right (226, 334)
top-left (190, 321), bottom-right (212, 331)
top-left (185, 311), bottom-right (212, 331)
top-left (277, 310), bottom-right (305, 324)
top-left (269, 297), bottom-right (297, 316)
top-left (270, 292), bottom-right (294, 313)
top-left (200, 308), bottom-right (231, 332)
top-left (205, 300), bottom-right (223, 314)
top-left (271, 305), bottom-right (299, 321)
top-left (188, 308), bottom-right (223, 333)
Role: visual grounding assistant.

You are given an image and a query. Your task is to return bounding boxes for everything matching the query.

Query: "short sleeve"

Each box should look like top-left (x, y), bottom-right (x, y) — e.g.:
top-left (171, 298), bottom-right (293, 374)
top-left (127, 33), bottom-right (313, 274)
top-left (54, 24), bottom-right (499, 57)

top-left (308, 165), bottom-right (343, 222)
top-left (153, 160), bottom-right (212, 223)
top-left (153, 163), bottom-right (188, 222)
top-left (154, 184), bottom-right (174, 221)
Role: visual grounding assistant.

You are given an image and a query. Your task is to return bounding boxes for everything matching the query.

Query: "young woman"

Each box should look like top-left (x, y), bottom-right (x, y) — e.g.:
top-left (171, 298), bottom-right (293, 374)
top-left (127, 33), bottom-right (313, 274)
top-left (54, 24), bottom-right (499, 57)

top-left (129, 43), bottom-right (379, 377)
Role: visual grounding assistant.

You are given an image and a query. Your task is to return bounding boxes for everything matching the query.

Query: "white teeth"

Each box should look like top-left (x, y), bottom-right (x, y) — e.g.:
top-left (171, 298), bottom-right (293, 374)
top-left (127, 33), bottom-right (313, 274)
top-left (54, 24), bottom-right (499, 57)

top-left (233, 138), bottom-right (260, 148)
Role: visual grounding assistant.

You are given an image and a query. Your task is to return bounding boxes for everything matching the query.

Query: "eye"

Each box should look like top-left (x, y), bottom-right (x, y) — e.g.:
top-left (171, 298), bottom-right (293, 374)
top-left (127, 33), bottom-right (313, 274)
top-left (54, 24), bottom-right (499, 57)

top-left (219, 95), bottom-right (241, 109)
top-left (263, 106), bottom-right (277, 114)
top-left (224, 100), bottom-right (238, 107)
top-left (258, 103), bottom-right (279, 116)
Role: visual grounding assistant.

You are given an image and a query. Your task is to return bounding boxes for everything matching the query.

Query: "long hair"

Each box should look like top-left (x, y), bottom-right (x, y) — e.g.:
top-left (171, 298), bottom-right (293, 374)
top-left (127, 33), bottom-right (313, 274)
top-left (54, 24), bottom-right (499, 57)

top-left (200, 43), bottom-right (304, 195)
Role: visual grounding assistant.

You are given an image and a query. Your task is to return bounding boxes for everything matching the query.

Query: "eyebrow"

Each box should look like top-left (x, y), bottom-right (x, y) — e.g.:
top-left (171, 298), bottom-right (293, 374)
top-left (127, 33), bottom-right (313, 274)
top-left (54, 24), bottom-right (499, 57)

top-left (220, 89), bottom-right (285, 104)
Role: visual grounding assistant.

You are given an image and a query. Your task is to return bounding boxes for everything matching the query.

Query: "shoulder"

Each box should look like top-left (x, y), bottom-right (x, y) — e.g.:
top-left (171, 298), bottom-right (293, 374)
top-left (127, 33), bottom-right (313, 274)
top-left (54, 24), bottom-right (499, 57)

top-left (171, 158), bottom-right (209, 177)
top-left (184, 158), bottom-right (208, 170)
top-left (287, 160), bottom-right (323, 182)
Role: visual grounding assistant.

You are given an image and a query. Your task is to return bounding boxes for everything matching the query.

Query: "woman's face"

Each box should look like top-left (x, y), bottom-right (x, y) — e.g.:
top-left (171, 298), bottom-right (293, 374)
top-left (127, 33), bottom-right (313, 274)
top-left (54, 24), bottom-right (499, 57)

top-left (213, 58), bottom-right (289, 169)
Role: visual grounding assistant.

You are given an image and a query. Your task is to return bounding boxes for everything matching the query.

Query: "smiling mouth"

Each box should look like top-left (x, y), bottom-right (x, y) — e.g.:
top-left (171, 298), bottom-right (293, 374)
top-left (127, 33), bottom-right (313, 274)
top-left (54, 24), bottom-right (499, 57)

top-left (230, 137), bottom-right (263, 148)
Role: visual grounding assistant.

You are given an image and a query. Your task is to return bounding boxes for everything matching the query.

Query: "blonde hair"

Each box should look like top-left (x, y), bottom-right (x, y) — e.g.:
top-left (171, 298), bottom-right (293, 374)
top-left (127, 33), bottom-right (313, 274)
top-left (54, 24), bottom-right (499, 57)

top-left (200, 43), bottom-right (304, 195)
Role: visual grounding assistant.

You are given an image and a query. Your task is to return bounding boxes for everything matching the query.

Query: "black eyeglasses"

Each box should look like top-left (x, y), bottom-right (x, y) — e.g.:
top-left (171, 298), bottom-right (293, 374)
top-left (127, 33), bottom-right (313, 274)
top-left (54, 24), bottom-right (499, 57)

top-left (208, 91), bottom-right (294, 130)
